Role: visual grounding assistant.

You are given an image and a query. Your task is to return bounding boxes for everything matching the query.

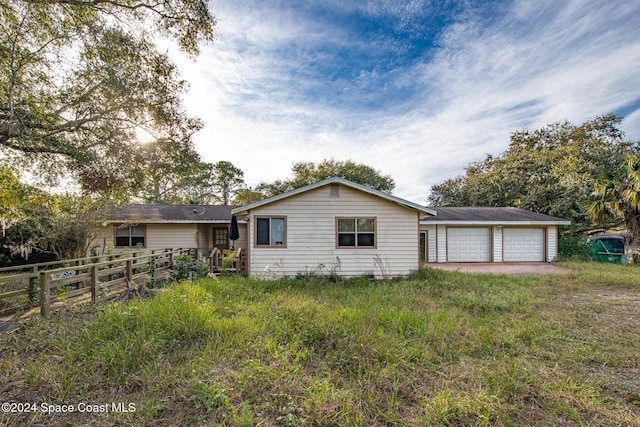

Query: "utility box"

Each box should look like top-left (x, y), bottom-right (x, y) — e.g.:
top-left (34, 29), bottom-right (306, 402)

top-left (588, 235), bottom-right (626, 264)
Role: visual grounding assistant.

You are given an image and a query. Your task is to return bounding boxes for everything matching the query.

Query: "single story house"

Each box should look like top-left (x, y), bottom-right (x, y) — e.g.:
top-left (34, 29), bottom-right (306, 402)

top-left (93, 204), bottom-right (248, 255)
top-left (231, 177), bottom-right (435, 277)
top-left (96, 177), bottom-right (570, 277)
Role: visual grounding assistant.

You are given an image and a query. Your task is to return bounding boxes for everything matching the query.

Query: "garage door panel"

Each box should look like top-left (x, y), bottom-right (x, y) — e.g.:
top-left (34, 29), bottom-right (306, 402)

top-left (448, 228), bottom-right (491, 262)
top-left (503, 228), bottom-right (545, 262)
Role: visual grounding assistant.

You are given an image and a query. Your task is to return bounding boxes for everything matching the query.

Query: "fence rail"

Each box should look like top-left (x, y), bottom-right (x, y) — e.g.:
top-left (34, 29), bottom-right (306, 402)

top-left (0, 248), bottom-right (195, 317)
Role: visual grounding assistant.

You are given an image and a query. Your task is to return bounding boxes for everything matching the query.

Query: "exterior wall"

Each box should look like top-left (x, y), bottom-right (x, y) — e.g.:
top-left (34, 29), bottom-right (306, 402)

top-left (436, 225), bottom-right (447, 263)
top-left (493, 226), bottom-right (503, 262)
top-left (242, 184), bottom-right (421, 278)
top-left (419, 225), bottom-right (437, 263)
top-left (146, 223), bottom-right (200, 249)
top-left (422, 224), bottom-right (560, 263)
top-left (93, 223), bottom-right (200, 253)
top-left (235, 223), bottom-right (249, 251)
top-left (93, 222), bottom-right (245, 256)
top-left (197, 224), bottom-right (210, 249)
top-left (547, 225), bottom-right (558, 261)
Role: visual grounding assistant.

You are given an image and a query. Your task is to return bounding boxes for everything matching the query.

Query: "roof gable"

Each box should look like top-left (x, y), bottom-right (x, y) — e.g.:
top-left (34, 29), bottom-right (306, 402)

top-left (232, 177), bottom-right (436, 215)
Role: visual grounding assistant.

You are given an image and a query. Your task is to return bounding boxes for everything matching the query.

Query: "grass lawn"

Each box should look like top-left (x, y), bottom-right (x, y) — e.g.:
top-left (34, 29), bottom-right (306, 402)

top-left (1, 263), bottom-right (639, 426)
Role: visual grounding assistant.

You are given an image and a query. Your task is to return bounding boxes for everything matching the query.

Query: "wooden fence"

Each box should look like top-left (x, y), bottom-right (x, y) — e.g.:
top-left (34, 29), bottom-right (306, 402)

top-left (0, 248), bottom-right (195, 317)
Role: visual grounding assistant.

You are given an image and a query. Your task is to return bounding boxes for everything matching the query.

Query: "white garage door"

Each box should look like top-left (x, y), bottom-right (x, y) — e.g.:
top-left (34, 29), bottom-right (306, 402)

top-left (503, 228), bottom-right (545, 262)
top-left (447, 228), bottom-right (491, 262)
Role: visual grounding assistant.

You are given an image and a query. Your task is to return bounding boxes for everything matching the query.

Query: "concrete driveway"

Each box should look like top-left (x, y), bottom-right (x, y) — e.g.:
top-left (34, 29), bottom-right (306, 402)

top-left (426, 263), bottom-right (571, 276)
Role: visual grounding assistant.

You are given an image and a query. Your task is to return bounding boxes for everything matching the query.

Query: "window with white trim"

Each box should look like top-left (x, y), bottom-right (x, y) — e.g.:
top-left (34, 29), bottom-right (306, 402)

top-left (337, 218), bottom-right (376, 247)
top-left (115, 225), bottom-right (145, 247)
top-left (256, 217), bottom-right (286, 247)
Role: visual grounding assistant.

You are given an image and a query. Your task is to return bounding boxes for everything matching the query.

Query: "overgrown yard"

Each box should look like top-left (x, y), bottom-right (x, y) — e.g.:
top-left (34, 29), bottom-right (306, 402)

top-left (1, 263), bottom-right (639, 426)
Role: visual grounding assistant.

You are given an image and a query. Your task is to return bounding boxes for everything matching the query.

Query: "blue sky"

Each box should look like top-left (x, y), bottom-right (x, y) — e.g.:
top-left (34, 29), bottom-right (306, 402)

top-left (171, 0), bottom-right (640, 203)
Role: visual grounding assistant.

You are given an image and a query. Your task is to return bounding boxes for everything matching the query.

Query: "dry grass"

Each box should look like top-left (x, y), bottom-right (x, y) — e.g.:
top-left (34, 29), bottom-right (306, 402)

top-left (0, 262), bottom-right (638, 426)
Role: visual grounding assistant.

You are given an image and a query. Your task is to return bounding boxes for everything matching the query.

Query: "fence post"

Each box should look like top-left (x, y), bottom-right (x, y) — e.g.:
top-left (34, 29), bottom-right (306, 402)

top-left (108, 255), bottom-right (114, 282)
top-left (40, 272), bottom-right (50, 317)
top-left (126, 258), bottom-right (133, 283)
top-left (91, 265), bottom-right (98, 303)
top-left (28, 266), bottom-right (38, 306)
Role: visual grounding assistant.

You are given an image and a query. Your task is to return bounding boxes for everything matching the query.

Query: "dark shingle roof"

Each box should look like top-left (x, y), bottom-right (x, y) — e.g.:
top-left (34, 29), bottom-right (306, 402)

top-left (103, 205), bottom-right (235, 223)
top-left (421, 207), bottom-right (570, 224)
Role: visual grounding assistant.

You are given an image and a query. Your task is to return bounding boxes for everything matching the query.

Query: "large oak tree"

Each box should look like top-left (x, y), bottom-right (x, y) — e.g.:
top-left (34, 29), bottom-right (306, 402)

top-left (428, 114), bottom-right (638, 227)
top-left (0, 0), bottom-right (216, 198)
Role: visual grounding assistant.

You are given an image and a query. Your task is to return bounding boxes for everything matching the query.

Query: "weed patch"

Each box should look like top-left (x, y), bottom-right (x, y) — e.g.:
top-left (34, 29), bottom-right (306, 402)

top-left (1, 265), bottom-right (639, 426)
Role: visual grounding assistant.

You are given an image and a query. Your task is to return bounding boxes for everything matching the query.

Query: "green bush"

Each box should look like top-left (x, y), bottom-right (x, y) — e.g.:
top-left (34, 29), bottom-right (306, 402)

top-left (193, 257), bottom-right (210, 279)
top-left (558, 234), bottom-right (591, 261)
top-left (172, 254), bottom-right (193, 282)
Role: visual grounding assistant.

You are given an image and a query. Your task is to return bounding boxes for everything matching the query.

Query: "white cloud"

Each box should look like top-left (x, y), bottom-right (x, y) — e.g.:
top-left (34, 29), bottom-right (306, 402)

top-left (173, 0), bottom-right (640, 203)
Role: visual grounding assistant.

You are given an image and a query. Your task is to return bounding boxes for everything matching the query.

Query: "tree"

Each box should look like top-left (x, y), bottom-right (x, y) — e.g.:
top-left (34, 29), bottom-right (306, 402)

top-left (211, 161), bottom-right (245, 205)
top-left (135, 140), bottom-right (205, 204)
top-left (258, 159), bottom-right (395, 196)
top-left (428, 114), bottom-right (638, 226)
top-left (232, 187), bottom-right (266, 206)
top-left (0, 0), bottom-right (215, 196)
top-left (0, 166), bottom-right (101, 262)
top-left (587, 154), bottom-right (640, 260)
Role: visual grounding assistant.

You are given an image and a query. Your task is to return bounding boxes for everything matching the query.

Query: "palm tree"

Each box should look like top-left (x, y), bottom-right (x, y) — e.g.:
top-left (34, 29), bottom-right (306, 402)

top-left (587, 154), bottom-right (640, 262)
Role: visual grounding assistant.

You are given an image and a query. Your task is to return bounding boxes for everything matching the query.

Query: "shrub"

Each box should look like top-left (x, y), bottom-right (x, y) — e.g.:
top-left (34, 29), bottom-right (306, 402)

top-left (172, 254), bottom-right (193, 282)
top-left (558, 234), bottom-right (591, 261)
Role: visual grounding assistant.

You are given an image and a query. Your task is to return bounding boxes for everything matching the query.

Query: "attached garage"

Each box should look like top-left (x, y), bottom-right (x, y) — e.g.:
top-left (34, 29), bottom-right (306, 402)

top-left (447, 227), bottom-right (491, 262)
top-left (421, 207), bottom-right (571, 264)
top-left (503, 228), bottom-right (545, 262)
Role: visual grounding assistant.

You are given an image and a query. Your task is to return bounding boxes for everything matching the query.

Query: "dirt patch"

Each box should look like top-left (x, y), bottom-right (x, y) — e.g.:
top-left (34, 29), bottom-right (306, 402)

top-left (595, 293), bottom-right (640, 303)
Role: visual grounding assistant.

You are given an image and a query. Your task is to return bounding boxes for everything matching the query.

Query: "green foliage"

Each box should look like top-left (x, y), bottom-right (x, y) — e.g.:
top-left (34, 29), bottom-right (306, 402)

top-left (588, 154), bottom-right (640, 249)
top-left (557, 234), bottom-right (592, 261)
top-left (232, 187), bottom-right (267, 205)
top-left (1, 167), bottom-right (103, 261)
top-left (295, 258), bottom-right (342, 282)
top-left (258, 159), bottom-right (395, 196)
top-left (168, 254), bottom-right (209, 282)
top-left (193, 256), bottom-right (211, 280)
top-left (135, 140), bottom-right (206, 204)
top-left (429, 114), bottom-right (638, 227)
top-left (2, 265), bottom-right (640, 425)
top-left (145, 256), bottom-right (157, 288)
top-left (211, 160), bottom-right (245, 205)
top-left (138, 159), bottom-right (247, 205)
top-left (0, 0), bottom-right (215, 198)
top-left (171, 254), bottom-right (193, 282)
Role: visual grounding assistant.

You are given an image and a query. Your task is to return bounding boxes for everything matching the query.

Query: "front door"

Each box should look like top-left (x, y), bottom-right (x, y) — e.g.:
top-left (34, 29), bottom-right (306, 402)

top-left (213, 227), bottom-right (229, 251)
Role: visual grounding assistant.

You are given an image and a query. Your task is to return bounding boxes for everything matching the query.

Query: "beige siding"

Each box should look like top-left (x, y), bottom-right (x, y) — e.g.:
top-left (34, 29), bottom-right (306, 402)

top-left (94, 222), bottom-right (245, 254)
top-left (146, 224), bottom-right (199, 249)
top-left (493, 226), bottom-right (503, 262)
top-left (197, 224), bottom-right (210, 249)
top-left (243, 184), bottom-right (421, 278)
top-left (91, 223), bottom-right (199, 253)
top-left (547, 225), bottom-right (558, 261)
top-left (419, 224), bottom-right (437, 263)
top-left (436, 225), bottom-right (447, 263)
top-left (234, 223), bottom-right (249, 251)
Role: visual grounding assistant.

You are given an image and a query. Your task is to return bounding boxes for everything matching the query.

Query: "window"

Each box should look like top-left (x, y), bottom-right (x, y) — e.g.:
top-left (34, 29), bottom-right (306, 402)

top-left (115, 225), bottom-right (145, 247)
top-left (337, 218), bottom-right (375, 248)
top-left (214, 228), bottom-right (228, 246)
top-left (255, 217), bottom-right (286, 247)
